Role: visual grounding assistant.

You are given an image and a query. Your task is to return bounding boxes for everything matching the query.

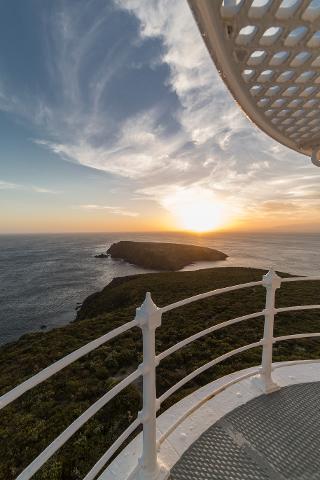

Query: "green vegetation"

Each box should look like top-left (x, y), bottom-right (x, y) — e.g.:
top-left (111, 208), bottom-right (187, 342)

top-left (106, 240), bottom-right (227, 270)
top-left (1, 267), bottom-right (320, 480)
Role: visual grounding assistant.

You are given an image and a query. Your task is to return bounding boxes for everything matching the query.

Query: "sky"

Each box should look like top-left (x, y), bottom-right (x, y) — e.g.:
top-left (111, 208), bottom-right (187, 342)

top-left (0, 0), bottom-right (319, 234)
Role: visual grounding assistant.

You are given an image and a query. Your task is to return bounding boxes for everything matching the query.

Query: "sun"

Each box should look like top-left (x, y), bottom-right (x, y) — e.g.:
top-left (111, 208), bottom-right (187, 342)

top-left (162, 186), bottom-right (230, 233)
top-left (178, 202), bottom-right (225, 232)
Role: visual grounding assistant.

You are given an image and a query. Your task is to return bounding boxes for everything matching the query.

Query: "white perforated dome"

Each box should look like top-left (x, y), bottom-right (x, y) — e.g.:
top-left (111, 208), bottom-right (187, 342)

top-left (188, 0), bottom-right (320, 166)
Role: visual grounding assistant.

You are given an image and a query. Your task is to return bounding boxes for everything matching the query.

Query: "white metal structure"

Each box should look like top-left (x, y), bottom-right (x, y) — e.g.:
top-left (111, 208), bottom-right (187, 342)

top-left (2, 269), bottom-right (320, 479)
top-left (188, 0), bottom-right (320, 166)
top-left (100, 362), bottom-right (320, 480)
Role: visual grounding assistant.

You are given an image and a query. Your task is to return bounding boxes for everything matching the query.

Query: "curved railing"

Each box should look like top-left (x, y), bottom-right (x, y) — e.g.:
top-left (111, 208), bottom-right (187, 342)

top-left (1, 269), bottom-right (320, 480)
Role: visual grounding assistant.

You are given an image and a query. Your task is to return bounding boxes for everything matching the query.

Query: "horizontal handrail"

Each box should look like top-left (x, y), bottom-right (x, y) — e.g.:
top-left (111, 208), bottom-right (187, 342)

top-left (273, 359), bottom-right (320, 369)
top-left (16, 369), bottom-right (140, 480)
top-left (276, 305), bottom-right (320, 314)
top-left (160, 281), bottom-right (263, 313)
top-left (158, 311), bottom-right (264, 362)
top-left (281, 276), bottom-right (320, 283)
top-left (83, 417), bottom-right (140, 480)
top-left (159, 340), bottom-right (263, 405)
top-left (0, 319), bottom-right (137, 410)
top-left (274, 333), bottom-right (320, 343)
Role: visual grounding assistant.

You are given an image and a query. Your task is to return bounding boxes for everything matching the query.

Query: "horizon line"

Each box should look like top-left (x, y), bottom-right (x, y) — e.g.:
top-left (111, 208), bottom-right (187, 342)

top-left (0, 229), bottom-right (320, 236)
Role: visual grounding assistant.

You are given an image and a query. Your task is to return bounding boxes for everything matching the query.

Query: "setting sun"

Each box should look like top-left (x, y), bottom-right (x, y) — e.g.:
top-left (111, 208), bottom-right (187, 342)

top-left (178, 203), bottom-right (225, 232)
top-left (162, 186), bottom-right (230, 232)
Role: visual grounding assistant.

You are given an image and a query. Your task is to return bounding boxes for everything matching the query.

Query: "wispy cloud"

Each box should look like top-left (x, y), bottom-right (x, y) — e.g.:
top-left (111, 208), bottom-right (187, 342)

top-left (31, 186), bottom-right (60, 194)
top-left (1, 0), bottom-right (319, 228)
top-left (34, 107), bottom-right (187, 178)
top-left (0, 180), bottom-right (20, 190)
top-left (114, 0), bottom-right (320, 205)
top-left (0, 180), bottom-right (59, 194)
top-left (79, 204), bottom-right (139, 217)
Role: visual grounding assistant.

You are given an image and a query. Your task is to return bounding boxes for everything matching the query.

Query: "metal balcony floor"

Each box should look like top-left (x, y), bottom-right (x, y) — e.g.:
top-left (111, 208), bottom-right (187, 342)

top-left (170, 382), bottom-right (320, 480)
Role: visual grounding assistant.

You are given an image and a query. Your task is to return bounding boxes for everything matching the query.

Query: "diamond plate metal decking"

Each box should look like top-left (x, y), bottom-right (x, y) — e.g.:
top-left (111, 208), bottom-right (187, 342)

top-left (170, 382), bottom-right (320, 480)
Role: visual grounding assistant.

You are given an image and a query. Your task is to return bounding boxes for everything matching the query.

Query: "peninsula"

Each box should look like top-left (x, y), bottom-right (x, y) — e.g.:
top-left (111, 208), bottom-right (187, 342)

top-left (106, 240), bottom-right (228, 270)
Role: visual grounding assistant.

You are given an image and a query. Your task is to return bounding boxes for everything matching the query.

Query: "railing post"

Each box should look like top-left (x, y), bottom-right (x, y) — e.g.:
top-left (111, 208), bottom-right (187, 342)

top-left (135, 292), bottom-right (161, 480)
top-left (260, 268), bottom-right (281, 393)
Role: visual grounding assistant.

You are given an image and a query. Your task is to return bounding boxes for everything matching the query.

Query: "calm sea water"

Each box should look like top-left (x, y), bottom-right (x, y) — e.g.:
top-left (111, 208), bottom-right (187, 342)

top-left (0, 231), bottom-right (319, 345)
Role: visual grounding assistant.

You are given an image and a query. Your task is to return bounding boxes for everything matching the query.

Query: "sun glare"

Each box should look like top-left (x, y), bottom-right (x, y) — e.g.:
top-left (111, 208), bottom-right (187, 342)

top-left (163, 187), bottom-right (230, 233)
top-left (178, 203), bottom-right (225, 232)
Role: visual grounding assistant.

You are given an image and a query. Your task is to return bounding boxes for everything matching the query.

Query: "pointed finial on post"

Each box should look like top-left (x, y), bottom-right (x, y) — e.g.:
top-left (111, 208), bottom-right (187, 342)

top-left (135, 292), bottom-right (161, 329)
top-left (142, 292), bottom-right (157, 314)
top-left (263, 267), bottom-right (281, 290)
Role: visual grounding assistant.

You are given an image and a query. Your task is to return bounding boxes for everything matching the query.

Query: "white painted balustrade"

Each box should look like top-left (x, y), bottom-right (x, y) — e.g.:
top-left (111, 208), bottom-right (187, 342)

top-left (1, 269), bottom-right (320, 480)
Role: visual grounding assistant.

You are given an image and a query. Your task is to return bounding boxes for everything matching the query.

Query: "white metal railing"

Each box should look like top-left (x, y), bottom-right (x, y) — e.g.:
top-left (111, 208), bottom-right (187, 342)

top-left (1, 268), bottom-right (320, 480)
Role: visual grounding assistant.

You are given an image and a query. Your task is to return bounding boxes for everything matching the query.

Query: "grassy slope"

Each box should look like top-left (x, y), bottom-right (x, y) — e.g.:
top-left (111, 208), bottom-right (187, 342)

top-left (106, 241), bottom-right (227, 270)
top-left (1, 267), bottom-right (320, 480)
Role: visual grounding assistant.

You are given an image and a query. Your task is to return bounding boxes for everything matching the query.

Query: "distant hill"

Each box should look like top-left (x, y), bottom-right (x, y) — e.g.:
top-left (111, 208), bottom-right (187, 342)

top-left (106, 240), bottom-right (228, 270)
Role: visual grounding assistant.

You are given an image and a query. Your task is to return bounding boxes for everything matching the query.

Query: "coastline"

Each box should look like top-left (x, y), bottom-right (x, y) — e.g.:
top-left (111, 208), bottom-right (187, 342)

top-left (1, 231), bottom-right (320, 346)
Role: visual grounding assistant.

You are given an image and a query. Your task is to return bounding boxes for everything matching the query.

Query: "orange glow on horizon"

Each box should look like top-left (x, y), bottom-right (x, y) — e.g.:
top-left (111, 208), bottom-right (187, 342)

top-left (174, 202), bottom-right (228, 233)
top-left (1, 193), bottom-right (320, 235)
top-left (161, 187), bottom-right (234, 233)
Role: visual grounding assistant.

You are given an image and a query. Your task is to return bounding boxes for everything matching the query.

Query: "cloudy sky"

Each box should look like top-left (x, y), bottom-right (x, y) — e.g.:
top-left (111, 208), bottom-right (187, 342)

top-left (0, 0), bottom-right (319, 233)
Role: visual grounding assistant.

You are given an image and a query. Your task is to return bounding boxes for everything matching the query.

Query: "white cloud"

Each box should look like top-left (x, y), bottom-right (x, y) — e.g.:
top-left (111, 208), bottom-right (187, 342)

top-left (115, 0), bottom-right (247, 148)
top-left (34, 107), bottom-right (187, 178)
top-left (79, 204), bottom-right (139, 217)
top-left (31, 186), bottom-right (60, 194)
top-left (2, 0), bottom-right (248, 183)
top-left (114, 0), bottom-right (320, 216)
top-left (0, 180), bottom-right (20, 190)
top-left (0, 180), bottom-right (59, 194)
top-left (1, 0), bottom-right (320, 225)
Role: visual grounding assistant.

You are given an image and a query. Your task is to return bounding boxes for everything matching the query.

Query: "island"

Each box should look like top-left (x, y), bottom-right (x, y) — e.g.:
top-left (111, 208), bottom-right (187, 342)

top-left (1, 267), bottom-right (319, 480)
top-left (106, 240), bottom-right (228, 270)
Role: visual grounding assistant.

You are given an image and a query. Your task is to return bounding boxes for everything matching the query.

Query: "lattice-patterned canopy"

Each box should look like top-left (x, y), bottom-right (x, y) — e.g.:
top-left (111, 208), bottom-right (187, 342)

top-left (188, 0), bottom-right (320, 166)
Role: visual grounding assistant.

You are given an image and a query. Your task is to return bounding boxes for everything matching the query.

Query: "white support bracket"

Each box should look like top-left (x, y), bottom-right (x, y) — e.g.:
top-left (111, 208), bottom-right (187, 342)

top-left (311, 147), bottom-right (320, 167)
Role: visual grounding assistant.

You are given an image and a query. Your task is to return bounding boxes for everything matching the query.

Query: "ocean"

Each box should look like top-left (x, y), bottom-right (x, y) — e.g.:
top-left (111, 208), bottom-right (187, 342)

top-left (0, 231), bottom-right (319, 346)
